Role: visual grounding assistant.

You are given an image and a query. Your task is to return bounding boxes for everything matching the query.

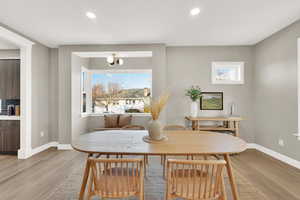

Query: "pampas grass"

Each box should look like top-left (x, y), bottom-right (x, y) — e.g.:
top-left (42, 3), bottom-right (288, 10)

top-left (150, 94), bottom-right (170, 120)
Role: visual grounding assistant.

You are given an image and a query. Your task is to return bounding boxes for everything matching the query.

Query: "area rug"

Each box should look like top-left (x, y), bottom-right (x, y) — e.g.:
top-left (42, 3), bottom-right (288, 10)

top-left (47, 157), bottom-right (268, 200)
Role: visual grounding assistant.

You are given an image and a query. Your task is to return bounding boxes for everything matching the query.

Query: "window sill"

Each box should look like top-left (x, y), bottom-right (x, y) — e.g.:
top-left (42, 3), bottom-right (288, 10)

top-left (81, 113), bottom-right (89, 118)
top-left (87, 113), bottom-right (151, 117)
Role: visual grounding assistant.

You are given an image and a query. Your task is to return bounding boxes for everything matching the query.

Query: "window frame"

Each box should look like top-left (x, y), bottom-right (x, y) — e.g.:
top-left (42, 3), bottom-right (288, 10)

top-left (211, 62), bottom-right (245, 85)
top-left (89, 69), bottom-right (152, 115)
top-left (81, 66), bottom-right (88, 116)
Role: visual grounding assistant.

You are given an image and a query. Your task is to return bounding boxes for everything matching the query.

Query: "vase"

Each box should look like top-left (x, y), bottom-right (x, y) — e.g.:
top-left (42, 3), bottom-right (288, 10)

top-left (190, 101), bottom-right (198, 117)
top-left (147, 120), bottom-right (163, 140)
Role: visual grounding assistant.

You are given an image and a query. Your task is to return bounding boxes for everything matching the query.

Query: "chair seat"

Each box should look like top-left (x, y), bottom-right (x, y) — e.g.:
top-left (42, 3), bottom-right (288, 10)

top-left (94, 167), bottom-right (140, 198)
top-left (169, 170), bottom-right (221, 200)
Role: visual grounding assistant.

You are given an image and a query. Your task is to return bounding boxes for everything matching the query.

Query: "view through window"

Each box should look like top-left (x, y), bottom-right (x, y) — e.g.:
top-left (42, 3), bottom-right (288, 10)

top-left (92, 70), bottom-right (152, 114)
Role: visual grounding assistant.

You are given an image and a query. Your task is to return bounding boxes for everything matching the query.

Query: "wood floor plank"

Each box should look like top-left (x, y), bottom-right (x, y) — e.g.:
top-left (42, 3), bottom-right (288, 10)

top-left (231, 150), bottom-right (300, 200)
top-left (0, 149), bottom-right (299, 200)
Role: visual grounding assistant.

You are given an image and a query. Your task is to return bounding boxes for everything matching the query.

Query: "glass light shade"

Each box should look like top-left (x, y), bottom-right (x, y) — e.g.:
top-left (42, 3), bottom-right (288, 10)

top-left (106, 56), bottom-right (114, 64)
top-left (118, 58), bottom-right (124, 65)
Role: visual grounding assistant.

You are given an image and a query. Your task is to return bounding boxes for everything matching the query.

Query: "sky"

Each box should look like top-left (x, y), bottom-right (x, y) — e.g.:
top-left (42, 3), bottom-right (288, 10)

top-left (92, 73), bottom-right (152, 89)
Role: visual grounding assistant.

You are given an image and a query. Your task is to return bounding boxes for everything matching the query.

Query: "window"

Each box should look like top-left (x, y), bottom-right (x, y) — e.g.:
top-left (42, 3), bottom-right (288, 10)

top-left (211, 62), bottom-right (244, 84)
top-left (81, 67), bottom-right (88, 114)
top-left (91, 70), bottom-right (152, 114)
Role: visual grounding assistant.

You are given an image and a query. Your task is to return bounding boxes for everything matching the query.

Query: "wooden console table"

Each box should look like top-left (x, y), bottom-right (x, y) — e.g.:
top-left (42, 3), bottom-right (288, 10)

top-left (185, 116), bottom-right (243, 137)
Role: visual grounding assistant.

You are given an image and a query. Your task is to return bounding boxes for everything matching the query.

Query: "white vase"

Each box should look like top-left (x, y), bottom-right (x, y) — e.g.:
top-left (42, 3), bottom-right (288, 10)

top-left (190, 101), bottom-right (198, 117)
top-left (148, 120), bottom-right (163, 140)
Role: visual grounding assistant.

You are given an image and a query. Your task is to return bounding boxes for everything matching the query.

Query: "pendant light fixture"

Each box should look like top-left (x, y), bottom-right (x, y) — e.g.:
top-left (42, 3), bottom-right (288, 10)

top-left (106, 53), bottom-right (124, 67)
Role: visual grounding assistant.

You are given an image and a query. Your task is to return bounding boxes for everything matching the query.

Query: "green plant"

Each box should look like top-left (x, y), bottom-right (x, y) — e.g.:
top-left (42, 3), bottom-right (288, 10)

top-left (185, 86), bottom-right (202, 102)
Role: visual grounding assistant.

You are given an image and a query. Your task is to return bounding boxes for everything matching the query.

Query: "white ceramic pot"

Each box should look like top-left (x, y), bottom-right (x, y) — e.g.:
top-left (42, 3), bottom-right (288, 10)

top-left (190, 101), bottom-right (198, 117)
top-left (148, 120), bottom-right (163, 140)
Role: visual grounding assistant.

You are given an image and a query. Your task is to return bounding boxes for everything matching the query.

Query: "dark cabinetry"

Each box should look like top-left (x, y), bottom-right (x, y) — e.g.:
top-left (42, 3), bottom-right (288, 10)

top-left (0, 121), bottom-right (20, 154)
top-left (0, 59), bottom-right (20, 99)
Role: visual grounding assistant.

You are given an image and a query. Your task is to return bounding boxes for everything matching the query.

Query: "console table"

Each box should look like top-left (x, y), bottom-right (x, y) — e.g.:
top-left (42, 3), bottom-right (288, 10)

top-left (185, 116), bottom-right (243, 137)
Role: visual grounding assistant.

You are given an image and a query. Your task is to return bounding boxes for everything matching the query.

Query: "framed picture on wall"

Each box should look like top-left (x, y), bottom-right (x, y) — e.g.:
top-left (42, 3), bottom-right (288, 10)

top-left (211, 62), bottom-right (244, 84)
top-left (200, 92), bottom-right (223, 110)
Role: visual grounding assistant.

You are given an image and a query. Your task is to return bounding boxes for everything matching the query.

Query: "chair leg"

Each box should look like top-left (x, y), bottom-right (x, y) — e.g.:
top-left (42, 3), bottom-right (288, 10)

top-left (144, 155), bottom-right (147, 177)
top-left (163, 156), bottom-right (167, 178)
top-left (139, 191), bottom-right (144, 200)
top-left (220, 174), bottom-right (227, 200)
top-left (87, 170), bottom-right (94, 200)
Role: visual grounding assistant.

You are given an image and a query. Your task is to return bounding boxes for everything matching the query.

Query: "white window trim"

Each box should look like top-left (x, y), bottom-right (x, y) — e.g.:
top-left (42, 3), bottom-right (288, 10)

top-left (88, 113), bottom-right (151, 117)
top-left (296, 39), bottom-right (300, 140)
top-left (89, 69), bottom-right (152, 115)
top-left (211, 62), bottom-right (245, 85)
top-left (81, 66), bottom-right (88, 115)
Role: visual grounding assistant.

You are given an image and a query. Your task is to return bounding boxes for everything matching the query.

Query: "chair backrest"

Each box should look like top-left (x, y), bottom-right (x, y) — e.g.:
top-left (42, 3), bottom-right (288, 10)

top-left (163, 125), bottom-right (186, 131)
top-left (166, 159), bottom-right (226, 200)
top-left (89, 158), bottom-right (144, 198)
top-left (121, 125), bottom-right (146, 130)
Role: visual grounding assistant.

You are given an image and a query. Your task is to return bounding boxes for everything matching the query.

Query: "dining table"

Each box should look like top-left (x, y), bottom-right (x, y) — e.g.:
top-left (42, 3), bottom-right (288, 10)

top-left (72, 130), bottom-right (247, 200)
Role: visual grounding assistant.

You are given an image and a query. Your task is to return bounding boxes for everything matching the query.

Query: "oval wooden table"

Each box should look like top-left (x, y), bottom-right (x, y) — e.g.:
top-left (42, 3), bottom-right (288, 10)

top-left (72, 130), bottom-right (247, 200)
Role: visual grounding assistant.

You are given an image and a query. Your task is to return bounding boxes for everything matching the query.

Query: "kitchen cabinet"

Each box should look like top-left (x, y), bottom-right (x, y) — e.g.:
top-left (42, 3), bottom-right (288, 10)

top-left (0, 59), bottom-right (20, 99)
top-left (0, 120), bottom-right (20, 154)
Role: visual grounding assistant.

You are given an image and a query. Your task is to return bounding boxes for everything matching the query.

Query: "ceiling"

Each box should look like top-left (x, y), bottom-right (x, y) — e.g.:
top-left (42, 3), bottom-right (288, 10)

top-left (73, 51), bottom-right (152, 58)
top-left (0, 0), bottom-right (300, 47)
top-left (0, 37), bottom-right (18, 49)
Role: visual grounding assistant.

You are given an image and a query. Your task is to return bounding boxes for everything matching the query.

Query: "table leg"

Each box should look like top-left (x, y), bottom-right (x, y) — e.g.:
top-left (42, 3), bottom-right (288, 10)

top-left (234, 121), bottom-right (240, 137)
top-left (79, 154), bottom-right (92, 200)
top-left (192, 121), bottom-right (197, 130)
top-left (223, 154), bottom-right (239, 200)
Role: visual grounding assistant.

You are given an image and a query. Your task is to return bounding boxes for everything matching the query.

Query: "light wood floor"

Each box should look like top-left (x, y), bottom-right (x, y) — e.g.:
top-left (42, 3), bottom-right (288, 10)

top-left (0, 149), bottom-right (299, 200)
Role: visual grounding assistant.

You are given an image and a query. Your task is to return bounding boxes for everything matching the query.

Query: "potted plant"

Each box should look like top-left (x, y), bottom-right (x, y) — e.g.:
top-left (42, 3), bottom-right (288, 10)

top-left (185, 86), bottom-right (202, 117)
top-left (148, 94), bottom-right (169, 140)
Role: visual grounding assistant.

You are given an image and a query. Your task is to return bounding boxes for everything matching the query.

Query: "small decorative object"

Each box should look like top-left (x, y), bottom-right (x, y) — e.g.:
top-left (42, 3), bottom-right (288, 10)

top-left (185, 86), bottom-right (202, 117)
top-left (229, 102), bottom-right (237, 116)
top-left (200, 92), bottom-right (223, 110)
top-left (148, 94), bottom-right (169, 140)
top-left (211, 62), bottom-right (244, 84)
top-left (143, 135), bottom-right (168, 143)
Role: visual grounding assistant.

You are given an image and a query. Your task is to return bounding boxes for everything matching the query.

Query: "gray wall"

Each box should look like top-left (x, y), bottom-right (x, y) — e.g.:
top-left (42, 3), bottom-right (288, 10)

top-left (31, 43), bottom-right (51, 148)
top-left (71, 55), bottom-right (89, 139)
top-left (254, 21), bottom-right (300, 160)
top-left (58, 44), bottom-right (166, 144)
top-left (49, 48), bottom-right (59, 142)
top-left (0, 49), bottom-right (19, 58)
top-left (166, 46), bottom-right (255, 142)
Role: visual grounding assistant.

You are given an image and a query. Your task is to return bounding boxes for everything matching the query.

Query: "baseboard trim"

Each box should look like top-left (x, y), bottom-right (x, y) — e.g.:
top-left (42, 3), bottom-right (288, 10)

top-left (247, 143), bottom-right (300, 169)
top-left (30, 142), bottom-right (58, 156)
top-left (57, 144), bottom-right (73, 150)
top-left (30, 142), bottom-right (73, 156)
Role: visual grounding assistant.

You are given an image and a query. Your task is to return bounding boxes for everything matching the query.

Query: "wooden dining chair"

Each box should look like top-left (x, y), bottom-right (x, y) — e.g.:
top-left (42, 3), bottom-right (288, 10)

top-left (166, 159), bottom-right (227, 200)
top-left (87, 158), bottom-right (144, 200)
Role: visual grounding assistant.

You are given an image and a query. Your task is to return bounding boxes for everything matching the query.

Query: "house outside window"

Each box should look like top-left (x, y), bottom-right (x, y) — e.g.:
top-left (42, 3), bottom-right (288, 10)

top-left (91, 70), bottom-right (152, 114)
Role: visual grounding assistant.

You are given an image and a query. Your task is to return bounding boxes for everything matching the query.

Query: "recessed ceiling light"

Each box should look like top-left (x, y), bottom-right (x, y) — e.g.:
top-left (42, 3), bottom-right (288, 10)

top-left (190, 8), bottom-right (200, 16)
top-left (86, 12), bottom-right (96, 19)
